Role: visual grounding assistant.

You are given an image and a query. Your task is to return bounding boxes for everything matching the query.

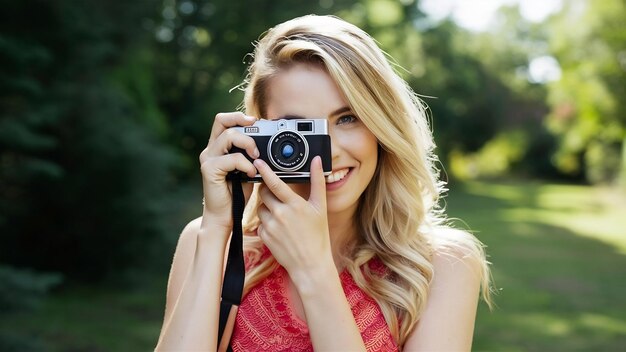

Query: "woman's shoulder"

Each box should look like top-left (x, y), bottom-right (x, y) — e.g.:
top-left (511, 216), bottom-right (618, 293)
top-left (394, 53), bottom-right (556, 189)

top-left (180, 216), bottom-right (203, 236)
top-left (172, 217), bottom-right (203, 261)
top-left (403, 227), bottom-right (488, 349)
top-left (425, 226), bottom-right (487, 274)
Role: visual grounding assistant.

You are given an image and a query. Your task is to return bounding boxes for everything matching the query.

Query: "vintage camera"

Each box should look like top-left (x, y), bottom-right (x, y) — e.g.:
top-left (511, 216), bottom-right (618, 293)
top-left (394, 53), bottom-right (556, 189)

top-left (227, 118), bottom-right (332, 183)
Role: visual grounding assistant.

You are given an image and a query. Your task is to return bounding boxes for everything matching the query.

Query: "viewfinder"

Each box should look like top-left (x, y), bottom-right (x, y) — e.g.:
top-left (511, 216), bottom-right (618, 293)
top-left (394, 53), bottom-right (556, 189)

top-left (297, 121), bottom-right (313, 132)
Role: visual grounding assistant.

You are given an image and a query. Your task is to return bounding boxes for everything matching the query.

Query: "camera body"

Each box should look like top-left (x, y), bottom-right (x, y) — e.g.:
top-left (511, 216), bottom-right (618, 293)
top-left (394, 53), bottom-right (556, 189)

top-left (227, 118), bottom-right (332, 183)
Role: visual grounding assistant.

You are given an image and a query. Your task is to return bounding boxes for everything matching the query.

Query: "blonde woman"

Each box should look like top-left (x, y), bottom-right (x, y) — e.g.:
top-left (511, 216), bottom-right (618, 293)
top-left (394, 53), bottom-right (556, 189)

top-left (156, 15), bottom-right (492, 351)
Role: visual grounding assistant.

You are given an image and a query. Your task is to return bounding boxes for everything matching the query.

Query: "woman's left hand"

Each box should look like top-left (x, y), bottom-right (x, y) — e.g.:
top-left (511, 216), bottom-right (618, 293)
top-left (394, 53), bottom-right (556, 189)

top-left (254, 156), bottom-right (333, 282)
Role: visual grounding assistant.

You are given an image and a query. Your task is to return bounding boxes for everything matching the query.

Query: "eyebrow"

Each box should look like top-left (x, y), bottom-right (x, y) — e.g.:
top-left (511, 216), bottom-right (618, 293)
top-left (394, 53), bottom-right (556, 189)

top-left (275, 106), bottom-right (352, 120)
top-left (276, 115), bottom-right (305, 120)
top-left (330, 106), bottom-right (352, 117)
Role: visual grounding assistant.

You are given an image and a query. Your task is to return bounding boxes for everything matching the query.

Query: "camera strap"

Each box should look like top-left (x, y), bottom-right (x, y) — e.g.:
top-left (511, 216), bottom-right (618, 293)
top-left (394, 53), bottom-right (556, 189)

top-left (218, 178), bottom-right (245, 352)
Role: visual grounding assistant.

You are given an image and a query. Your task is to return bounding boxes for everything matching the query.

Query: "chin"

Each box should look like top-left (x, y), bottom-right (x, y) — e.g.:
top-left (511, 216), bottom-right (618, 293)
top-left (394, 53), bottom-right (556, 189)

top-left (325, 195), bottom-right (359, 216)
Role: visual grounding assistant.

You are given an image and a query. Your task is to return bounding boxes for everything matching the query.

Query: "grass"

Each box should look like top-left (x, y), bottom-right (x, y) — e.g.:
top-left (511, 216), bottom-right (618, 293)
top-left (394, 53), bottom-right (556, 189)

top-left (445, 180), bottom-right (626, 351)
top-left (0, 272), bottom-right (168, 352)
top-left (2, 180), bottom-right (625, 351)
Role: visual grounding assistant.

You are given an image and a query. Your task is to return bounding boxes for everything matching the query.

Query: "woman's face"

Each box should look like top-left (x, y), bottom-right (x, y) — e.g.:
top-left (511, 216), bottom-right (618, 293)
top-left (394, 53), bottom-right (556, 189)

top-left (264, 64), bottom-right (379, 217)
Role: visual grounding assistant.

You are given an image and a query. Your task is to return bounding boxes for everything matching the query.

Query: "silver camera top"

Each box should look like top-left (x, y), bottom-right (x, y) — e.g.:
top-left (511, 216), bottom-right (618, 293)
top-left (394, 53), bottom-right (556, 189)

top-left (237, 118), bottom-right (328, 136)
top-left (227, 117), bottom-right (332, 180)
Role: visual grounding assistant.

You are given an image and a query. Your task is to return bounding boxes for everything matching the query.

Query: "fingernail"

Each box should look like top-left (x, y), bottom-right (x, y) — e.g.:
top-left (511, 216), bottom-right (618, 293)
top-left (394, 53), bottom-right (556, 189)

top-left (246, 115), bottom-right (257, 121)
top-left (315, 156), bottom-right (323, 169)
top-left (254, 159), bottom-right (264, 168)
top-left (253, 147), bottom-right (260, 158)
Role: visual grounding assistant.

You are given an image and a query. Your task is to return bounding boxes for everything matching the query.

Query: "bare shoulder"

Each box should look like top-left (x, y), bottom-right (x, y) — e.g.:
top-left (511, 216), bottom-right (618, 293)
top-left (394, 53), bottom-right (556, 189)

top-left (403, 227), bottom-right (485, 350)
top-left (169, 216), bottom-right (204, 290)
top-left (428, 227), bottom-right (486, 276)
top-left (169, 217), bottom-right (204, 273)
top-left (179, 216), bottom-right (203, 244)
top-left (162, 217), bottom-right (203, 324)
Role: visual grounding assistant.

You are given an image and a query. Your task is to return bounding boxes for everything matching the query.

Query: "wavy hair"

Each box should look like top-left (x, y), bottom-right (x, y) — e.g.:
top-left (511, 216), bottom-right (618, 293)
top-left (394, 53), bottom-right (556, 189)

top-left (238, 15), bottom-right (492, 347)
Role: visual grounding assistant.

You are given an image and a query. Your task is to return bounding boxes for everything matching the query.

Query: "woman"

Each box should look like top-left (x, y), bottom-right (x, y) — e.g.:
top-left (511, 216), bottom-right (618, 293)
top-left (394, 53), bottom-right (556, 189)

top-left (156, 15), bottom-right (492, 351)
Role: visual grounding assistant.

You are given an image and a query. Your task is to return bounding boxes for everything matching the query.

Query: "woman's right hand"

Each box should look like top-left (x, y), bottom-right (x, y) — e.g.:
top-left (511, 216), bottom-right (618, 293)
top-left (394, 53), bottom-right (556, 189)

top-left (199, 112), bottom-right (259, 233)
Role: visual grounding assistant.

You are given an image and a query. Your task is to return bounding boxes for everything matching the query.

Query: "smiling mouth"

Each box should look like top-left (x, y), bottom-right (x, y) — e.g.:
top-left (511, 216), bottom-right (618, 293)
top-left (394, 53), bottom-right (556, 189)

top-left (325, 168), bottom-right (351, 184)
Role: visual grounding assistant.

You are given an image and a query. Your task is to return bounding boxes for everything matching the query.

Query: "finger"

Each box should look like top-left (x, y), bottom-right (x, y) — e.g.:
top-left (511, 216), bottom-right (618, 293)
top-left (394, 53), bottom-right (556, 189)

top-left (308, 156), bottom-right (327, 210)
top-left (201, 153), bottom-right (257, 179)
top-left (256, 223), bottom-right (274, 245)
top-left (258, 184), bottom-right (281, 211)
top-left (209, 112), bottom-right (257, 142)
top-left (205, 128), bottom-right (260, 159)
top-left (257, 203), bottom-right (271, 225)
top-left (256, 223), bottom-right (266, 242)
top-left (253, 159), bottom-right (296, 203)
top-left (257, 205), bottom-right (276, 239)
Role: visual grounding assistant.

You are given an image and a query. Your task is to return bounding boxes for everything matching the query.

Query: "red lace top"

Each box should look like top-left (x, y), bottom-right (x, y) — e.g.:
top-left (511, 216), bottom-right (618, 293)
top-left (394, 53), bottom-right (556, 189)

top-left (230, 249), bottom-right (398, 351)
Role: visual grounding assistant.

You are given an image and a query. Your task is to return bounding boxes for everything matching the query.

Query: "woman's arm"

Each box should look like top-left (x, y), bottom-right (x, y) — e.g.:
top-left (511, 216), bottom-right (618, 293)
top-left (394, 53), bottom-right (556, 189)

top-left (254, 157), bottom-right (366, 351)
top-left (291, 262), bottom-right (367, 351)
top-left (155, 111), bottom-right (258, 350)
top-left (403, 235), bottom-right (483, 351)
top-left (155, 217), bottom-right (230, 351)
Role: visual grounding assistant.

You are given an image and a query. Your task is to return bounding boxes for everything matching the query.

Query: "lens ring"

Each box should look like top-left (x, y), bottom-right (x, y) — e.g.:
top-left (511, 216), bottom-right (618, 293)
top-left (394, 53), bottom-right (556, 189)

top-left (267, 130), bottom-right (309, 172)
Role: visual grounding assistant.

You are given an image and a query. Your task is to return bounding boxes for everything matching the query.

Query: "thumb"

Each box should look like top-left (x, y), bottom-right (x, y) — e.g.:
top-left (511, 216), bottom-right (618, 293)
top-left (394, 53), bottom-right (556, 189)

top-left (308, 156), bottom-right (327, 210)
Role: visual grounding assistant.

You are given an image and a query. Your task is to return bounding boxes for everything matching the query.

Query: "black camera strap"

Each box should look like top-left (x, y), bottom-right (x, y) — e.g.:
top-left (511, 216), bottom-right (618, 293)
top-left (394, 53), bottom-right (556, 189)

top-left (218, 178), bottom-right (245, 351)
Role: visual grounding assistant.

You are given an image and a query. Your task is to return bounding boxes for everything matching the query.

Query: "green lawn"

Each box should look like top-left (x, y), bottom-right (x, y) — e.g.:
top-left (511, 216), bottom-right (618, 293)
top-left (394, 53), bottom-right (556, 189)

top-left (0, 272), bottom-right (168, 352)
top-left (446, 181), bottom-right (626, 351)
top-left (3, 180), bottom-right (625, 351)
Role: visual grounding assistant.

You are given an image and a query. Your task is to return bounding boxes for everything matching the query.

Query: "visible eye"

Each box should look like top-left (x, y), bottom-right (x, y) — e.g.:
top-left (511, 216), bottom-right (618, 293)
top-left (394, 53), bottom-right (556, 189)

top-left (337, 114), bottom-right (358, 125)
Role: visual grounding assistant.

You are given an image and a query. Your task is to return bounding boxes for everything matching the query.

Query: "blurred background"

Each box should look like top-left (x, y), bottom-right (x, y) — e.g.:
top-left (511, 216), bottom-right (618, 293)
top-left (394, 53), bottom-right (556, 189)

top-left (1, 0), bottom-right (624, 350)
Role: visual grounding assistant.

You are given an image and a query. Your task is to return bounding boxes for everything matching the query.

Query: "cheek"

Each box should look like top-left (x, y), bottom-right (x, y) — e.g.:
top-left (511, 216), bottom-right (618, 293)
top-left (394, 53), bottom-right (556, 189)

top-left (356, 133), bottom-right (379, 179)
top-left (361, 149), bottom-right (378, 181)
top-left (352, 131), bottom-right (378, 161)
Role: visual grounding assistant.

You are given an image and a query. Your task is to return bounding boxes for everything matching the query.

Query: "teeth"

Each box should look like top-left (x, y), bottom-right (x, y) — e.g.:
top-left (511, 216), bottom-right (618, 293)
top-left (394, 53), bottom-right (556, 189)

top-left (325, 168), bottom-right (350, 184)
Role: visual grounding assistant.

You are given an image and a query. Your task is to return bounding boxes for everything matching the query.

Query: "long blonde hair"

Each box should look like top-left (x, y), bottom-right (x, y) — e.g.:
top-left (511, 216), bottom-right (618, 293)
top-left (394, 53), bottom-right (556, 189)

top-left (238, 15), bottom-right (492, 346)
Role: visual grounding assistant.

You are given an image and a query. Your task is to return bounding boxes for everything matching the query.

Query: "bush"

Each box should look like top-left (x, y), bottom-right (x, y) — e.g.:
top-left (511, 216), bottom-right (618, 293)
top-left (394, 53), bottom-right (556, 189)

top-left (0, 0), bottom-right (177, 281)
top-left (0, 265), bottom-right (62, 351)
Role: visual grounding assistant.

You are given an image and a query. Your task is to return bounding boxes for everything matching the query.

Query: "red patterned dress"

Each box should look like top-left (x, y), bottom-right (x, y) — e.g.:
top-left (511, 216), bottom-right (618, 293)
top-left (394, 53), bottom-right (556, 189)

top-left (230, 249), bottom-right (398, 351)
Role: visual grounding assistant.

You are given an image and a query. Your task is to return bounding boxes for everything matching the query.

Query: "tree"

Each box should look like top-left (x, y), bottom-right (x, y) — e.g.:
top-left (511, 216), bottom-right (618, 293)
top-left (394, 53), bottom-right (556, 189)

top-left (0, 0), bottom-right (178, 281)
top-left (546, 0), bottom-right (626, 184)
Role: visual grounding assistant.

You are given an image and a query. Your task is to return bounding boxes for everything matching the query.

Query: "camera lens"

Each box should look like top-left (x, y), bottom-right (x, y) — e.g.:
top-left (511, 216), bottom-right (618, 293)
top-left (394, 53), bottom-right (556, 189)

top-left (268, 130), bottom-right (308, 172)
top-left (281, 143), bottom-right (294, 158)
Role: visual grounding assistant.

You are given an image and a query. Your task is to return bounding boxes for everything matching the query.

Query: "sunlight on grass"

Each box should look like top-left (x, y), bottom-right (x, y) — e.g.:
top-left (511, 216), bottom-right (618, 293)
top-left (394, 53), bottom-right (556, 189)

top-left (446, 180), bottom-right (626, 351)
top-left (579, 313), bottom-right (626, 335)
top-left (461, 181), bottom-right (626, 254)
top-left (512, 312), bottom-right (573, 336)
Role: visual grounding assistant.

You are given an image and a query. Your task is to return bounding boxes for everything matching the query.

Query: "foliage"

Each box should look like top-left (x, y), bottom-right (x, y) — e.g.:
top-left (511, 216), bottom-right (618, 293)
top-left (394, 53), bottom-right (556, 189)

top-left (0, 265), bottom-right (62, 351)
top-left (0, 0), bottom-right (179, 281)
top-left (0, 266), bottom-right (62, 313)
top-left (440, 5), bottom-right (564, 181)
top-left (545, 0), bottom-right (626, 184)
top-left (449, 130), bottom-right (529, 179)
